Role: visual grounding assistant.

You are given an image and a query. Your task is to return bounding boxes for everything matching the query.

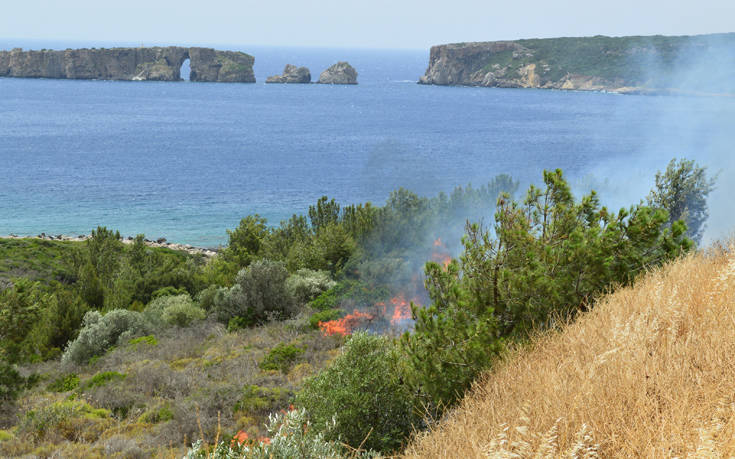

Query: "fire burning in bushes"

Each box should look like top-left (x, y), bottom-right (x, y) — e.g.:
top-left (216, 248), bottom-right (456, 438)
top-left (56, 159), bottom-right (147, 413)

top-left (319, 238), bottom-right (453, 336)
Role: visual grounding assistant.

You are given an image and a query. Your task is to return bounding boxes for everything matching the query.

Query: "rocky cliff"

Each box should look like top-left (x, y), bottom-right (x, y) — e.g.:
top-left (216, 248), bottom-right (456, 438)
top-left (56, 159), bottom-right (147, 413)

top-left (0, 46), bottom-right (255, 82)
top-left (419, 33), bottom-right (735, 93)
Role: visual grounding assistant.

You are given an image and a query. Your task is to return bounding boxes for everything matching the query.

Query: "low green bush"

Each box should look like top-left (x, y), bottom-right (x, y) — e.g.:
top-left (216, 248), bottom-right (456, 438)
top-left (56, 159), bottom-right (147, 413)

top-left (143, 294), bottom-right (204, 328)
top-left (151, 286), bottom-right (188, 299)
top-left (128, 335), bottom-right (158, 347)
top-left (20, 400), bottom-right (110, 441)
top-left (296, 332), bottom-right (418, 453)
top-left (61, 310), bottom-right (151, 364)
top-left (212, 260), bottom-right (296, 326)
top-left (0, 362), bottom-right (24, 401)
top-left (138, 403), bottom-right (174, 424)
top-left (285, 269), bottom-right (336, 304)
top-left (259, 343), bottom-right (305, 373)
top-left (84, 371), bottom-right (126, 389)
top-left (234, 385), bottom-right (291, 416)
top-left (46, 373), bottom-right (80, 392)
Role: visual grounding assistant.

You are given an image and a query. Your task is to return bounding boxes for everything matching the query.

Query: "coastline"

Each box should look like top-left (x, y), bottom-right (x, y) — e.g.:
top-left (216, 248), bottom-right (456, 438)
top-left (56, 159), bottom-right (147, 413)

top-left (0, 233), bottom-right (219, 258)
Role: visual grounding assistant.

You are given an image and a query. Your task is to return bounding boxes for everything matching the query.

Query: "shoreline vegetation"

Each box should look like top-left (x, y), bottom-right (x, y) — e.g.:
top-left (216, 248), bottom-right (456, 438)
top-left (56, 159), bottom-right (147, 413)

top-left (0, 159), bottom-right (719, 457)
top-left (0, 233), bottom-right (219, 257)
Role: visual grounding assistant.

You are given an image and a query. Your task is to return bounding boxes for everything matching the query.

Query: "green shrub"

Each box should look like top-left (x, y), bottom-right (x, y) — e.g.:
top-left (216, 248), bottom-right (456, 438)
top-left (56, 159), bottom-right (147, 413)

top-left (259, 343), bottom-right (305, 373)
top-left (62, 310), bottom-right (151, 364)
top-left (20, 400), bottom-right (110, 439)
top-left (0, 430), bottom-right (12, 442)
top-left (162, 298), bottom-right (205, 327)
top-left (212, 260), bottom-right (296, 326)
top-left (128, 335), bottom-right (158, 347)
top-left (308, 286), bottom-right (338, 311)
top-left (151, 286), bottom-right (188, 299)
top-left (234, 385), bottom-right (292, 416)
top-left (138, 403), bottom-right (174, 424)
top-left (196, 284), bottom-right (220, 311)
top-left (296, 332), bottom-right (418, 453)
top-left (285, 269), bottom-right (336, 304)
top-left (308, 309), bottom-right (344, 329)
top-left (0, 362), bottom-right (24, 401)
top-left (143, 294), bottom-right (204, 328)
top-left (46, 373), bottom-right (80, 392)
top-left (85, 371), bottom-right (126, 389)
top-left (227, 316), bottom-right (250, 332)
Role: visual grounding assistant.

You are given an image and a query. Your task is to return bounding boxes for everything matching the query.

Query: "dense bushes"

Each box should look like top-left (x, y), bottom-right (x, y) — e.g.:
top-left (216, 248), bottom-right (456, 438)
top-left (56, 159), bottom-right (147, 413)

top-left (62, 310), bottom-right (151, 364)
top-left (211, 260), bottom-right (296, 326)
top-left (296, 332), bottom-right (418, 453)
top-left (285, 269), bottom-right (335, 304)
top-left (144, 294), bottom-right (205, 328)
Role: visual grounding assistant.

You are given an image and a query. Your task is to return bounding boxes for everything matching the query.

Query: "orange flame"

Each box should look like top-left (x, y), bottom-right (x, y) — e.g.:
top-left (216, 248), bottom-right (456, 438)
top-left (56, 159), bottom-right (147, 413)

top-left (319, 309), bottom-right (373, 336)
top-left (232, 431), bottom-right (270, 447)
top-left (431, 237), bottom-right (452, 268)
top-left (390, 294), bottom-right (415, 326)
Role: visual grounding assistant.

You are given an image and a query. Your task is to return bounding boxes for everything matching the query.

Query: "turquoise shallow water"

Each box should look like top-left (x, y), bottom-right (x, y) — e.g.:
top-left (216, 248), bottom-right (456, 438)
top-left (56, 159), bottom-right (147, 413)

top-left (1, 45), bottom-right (733, 247)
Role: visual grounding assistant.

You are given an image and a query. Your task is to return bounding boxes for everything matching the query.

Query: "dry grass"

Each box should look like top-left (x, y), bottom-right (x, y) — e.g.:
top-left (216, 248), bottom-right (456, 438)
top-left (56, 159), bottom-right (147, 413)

top-left (404, 243), bottom-right (735, 458)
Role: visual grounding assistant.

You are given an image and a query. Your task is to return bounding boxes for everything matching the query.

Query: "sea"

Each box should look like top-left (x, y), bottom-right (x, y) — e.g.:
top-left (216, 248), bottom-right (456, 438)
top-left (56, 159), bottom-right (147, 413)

top-left (1, 41), bottom-right (734, 247)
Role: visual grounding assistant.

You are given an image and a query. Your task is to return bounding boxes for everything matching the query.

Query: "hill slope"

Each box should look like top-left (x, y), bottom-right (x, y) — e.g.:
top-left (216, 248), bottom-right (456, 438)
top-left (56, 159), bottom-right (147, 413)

top-left (419, 33), bottom-right (735, 94)
top-left (404, 244), bottom-right (735, 457)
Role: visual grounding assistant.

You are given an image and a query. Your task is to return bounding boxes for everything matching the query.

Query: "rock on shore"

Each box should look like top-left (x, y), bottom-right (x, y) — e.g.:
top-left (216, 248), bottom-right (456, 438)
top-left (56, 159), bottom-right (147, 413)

top-left (266, 64), bottom-right (311, 83)
top-left (317, 62), bottom-right (358, 84)
top-left (0, 46), bottom-right (255, 83)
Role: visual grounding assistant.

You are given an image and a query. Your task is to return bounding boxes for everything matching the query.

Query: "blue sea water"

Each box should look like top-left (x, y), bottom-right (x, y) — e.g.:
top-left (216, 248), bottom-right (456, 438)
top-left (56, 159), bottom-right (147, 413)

top-left (1, 44), bottom-right (734, 246)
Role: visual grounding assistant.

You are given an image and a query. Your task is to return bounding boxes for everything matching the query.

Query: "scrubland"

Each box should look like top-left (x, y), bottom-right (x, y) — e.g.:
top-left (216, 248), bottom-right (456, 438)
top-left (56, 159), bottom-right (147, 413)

top-left (405, 243), bottom-right (735, 458)
top-left (0, 317), bottom-right (340, 458)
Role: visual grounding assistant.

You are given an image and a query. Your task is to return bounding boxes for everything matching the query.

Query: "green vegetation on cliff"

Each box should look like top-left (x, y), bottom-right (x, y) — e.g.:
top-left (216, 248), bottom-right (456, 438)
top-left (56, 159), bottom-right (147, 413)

top-left (421, 32), bottom-right (735, 92)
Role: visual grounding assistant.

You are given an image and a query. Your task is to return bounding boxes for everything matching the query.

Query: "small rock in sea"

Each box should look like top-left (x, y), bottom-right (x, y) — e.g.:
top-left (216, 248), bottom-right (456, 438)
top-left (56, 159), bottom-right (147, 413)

top-left (127, 236), bottom-right (133, 240)
top-left (56, 234), bottom-right (62, 239)
top-left (317, 62), bottom-right (358, 84)
top-left (144, 238), bottom-right (151, 243)
top-left (266, 64), bottom-right (311, 84)
top-left (157, 237), bottom-right (167, 244)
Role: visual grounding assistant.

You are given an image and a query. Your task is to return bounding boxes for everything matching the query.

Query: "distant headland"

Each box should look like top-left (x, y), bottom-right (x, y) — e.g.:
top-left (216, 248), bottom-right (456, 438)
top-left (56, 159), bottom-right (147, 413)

top-left (419, 33), bottom-right (735, 94)
top-left (0, 46), bottom-right (255, 82)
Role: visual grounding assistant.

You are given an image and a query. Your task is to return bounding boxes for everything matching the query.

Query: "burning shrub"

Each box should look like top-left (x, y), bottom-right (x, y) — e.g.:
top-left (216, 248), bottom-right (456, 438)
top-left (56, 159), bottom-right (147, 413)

top-left (296, 332), bottom-right (418, 453)
top-left (308, 309), bottom-right (343, 329)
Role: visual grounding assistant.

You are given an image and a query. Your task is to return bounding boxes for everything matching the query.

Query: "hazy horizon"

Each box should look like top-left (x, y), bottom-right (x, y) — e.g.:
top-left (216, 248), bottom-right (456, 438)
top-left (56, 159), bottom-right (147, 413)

top-left (3, 0), bottom-right (734, 50)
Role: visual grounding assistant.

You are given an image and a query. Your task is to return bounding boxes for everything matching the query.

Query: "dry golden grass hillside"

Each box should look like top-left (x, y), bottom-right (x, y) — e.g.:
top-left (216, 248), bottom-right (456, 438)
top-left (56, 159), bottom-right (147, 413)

top-left (405, 244), bottom-right (735, 458)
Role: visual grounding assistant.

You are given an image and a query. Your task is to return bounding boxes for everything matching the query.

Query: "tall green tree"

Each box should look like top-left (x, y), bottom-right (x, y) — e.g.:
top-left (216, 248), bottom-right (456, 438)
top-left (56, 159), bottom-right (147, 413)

top-left (403, 169), bottom-right (693, 411)
top-left (647, 158), bottom-right (716, 244)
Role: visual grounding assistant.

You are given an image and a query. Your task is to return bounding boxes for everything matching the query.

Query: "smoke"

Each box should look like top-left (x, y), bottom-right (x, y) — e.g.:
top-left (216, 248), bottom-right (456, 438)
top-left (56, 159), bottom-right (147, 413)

top-left (573, 33), bottom-right (735, 245)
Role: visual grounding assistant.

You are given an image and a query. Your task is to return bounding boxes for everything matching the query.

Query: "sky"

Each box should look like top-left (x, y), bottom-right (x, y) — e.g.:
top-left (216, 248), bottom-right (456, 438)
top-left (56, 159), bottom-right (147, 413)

top-left (2, 0), bottom-right (734, 50)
